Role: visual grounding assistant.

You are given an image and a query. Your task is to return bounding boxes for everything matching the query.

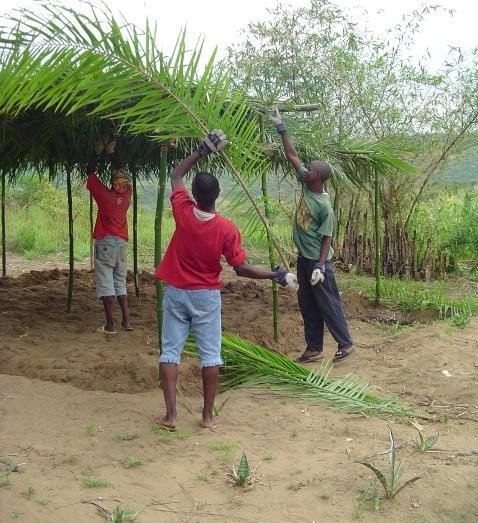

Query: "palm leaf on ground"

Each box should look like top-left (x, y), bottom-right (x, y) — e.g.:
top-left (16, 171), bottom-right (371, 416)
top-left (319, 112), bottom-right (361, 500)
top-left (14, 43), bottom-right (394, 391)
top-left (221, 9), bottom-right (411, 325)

top-left (184, 331), bottom-right (418, 418)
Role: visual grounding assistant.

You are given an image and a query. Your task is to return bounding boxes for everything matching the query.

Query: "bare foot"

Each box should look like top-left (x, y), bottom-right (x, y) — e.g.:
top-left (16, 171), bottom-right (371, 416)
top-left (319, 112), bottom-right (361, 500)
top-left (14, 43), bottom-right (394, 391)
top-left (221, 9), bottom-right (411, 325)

top-left (153, 415), bottom-right (177, 431)
top-left (200, 415), bottom-right (218, 429)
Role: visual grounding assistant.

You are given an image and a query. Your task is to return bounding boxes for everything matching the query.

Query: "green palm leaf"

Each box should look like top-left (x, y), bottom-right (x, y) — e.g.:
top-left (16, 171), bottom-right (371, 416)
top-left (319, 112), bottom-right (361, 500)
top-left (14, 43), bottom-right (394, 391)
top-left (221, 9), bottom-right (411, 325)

top-left (0, 1), bottom-right (289, 266)
top-left (184, 332), bottom-right (417, 418)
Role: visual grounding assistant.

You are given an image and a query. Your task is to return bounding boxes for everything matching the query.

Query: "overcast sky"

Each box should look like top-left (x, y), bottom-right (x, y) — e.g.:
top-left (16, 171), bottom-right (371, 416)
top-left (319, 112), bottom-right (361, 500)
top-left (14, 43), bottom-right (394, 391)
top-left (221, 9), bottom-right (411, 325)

top-left (1, 0), bottom-right (476, 67)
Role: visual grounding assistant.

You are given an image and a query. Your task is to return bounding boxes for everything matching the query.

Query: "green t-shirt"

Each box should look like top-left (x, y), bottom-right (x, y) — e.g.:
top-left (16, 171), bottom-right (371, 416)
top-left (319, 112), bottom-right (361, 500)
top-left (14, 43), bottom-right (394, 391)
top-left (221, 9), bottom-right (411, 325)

top-left (292, 164), bottom-right (335, 261)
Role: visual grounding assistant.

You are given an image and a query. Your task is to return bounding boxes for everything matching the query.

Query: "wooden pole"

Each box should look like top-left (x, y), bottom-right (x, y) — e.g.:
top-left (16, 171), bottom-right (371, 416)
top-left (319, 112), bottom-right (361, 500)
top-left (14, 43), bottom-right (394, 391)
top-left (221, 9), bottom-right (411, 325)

top-left (259, 115), bottom-right (279, 342)
top-left (89, 193), bottom-right (94, 271)
top-left (1, 170), bottom-right (6, 278)
top-left (155, 145), bottom-right (169, 350)
top-left (374, 172), bottom-right (381, 304)
top-left (66, 170), bottom-right (74, 313)
top-left (132, 170), bottom-right (140, 298)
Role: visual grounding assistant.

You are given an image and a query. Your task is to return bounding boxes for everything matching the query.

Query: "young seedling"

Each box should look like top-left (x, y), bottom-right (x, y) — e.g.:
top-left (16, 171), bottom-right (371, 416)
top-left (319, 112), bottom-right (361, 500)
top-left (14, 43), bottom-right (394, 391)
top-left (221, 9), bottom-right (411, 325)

top-left (114, 432), bottom-right (139, 442)
top-left (357, 426), bottom-right (420, 500)
top-left (86, 423), bottom-right (98, 436)
top-left (416, 429), bottom-right (439, 453)
top-left (226, 451), bottom-right (262, 488)
top-left (213, 442), bottom-right (236, 455)
top-left (21, 486), bottom-right (35, 500)
top-left (82, 477), bottom-right (111, 489)
top-left (213, 397), bottom-right (231, 417)
top-left (120, 456), bottom-right (143, 468)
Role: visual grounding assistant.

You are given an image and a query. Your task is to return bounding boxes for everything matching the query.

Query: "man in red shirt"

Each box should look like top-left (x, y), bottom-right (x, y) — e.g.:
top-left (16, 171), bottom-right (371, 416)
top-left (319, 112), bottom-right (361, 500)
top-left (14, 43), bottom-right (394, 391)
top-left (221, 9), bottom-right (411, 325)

top-left (87, 137), bottom-right (133, 334)
top-left (155, 130), bottom-right (296, 429)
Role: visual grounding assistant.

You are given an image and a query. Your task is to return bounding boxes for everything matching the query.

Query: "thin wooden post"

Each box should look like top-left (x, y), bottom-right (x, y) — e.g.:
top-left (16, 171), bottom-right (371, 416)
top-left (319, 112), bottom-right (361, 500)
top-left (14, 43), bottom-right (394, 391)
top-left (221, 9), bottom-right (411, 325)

top-left (374, 172), bottom-right (381, 304)
top-left (89, 193), bottom-right (94, 271)
top-left (132, 170), bottom-right (139, 298)
top-left (155, 145), bottom-right (169, 350)
top-left (1, 170), bottom-right (6, 278)
top-left (66, 170), bottom-right (74, 312)
top-left (260, 115), bottom-right (279, 342)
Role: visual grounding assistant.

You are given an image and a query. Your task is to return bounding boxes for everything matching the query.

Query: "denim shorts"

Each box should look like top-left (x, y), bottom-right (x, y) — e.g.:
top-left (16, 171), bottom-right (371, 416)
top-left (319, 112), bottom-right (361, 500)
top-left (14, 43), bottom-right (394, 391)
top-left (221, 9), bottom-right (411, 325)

top-left (94, 235), bottom-right (128, 298)
top-left (160, 284), bottom-right (222, 368)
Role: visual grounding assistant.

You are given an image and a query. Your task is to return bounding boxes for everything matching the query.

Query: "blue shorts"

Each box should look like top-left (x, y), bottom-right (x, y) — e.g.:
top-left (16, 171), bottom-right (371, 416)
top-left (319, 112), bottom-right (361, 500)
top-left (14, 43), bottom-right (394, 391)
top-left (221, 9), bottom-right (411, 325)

top-left (94, 235), bottom-right (128, 298)
top-left (160, 284), bottom-right (222, 368)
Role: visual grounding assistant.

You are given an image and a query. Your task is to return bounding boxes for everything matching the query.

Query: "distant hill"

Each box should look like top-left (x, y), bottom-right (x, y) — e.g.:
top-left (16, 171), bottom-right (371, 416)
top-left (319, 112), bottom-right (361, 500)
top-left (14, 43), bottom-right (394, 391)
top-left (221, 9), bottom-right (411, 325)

top-left (438, 145), bottom-right (478, 186)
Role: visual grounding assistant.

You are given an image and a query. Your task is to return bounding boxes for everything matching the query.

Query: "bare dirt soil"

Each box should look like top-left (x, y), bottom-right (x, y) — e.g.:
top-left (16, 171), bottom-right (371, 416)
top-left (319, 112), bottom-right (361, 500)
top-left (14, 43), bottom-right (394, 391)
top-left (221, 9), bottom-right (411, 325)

top-left (1, 265), bottom-right (478, 523)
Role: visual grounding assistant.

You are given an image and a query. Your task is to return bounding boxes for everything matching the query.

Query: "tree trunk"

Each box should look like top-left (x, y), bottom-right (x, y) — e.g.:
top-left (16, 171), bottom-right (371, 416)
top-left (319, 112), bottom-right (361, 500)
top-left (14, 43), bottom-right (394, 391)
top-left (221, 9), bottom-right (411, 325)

top-left (155, 146), bottom-right (168, 350)
top-left (66, 170), bottom-right (74, 313)
top-left (1, 170), bottom-right (6, 278)
top-left (132, 170), bottom-right (139, 298)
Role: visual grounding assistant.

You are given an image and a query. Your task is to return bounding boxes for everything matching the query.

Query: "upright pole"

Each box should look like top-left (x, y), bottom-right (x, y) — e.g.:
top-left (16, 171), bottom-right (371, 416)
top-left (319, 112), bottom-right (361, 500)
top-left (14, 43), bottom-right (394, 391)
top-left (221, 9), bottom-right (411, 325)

top-left (66, 170), bottom-right (74, 312)
top-left (89, 193), bottom-right (94, 271)
top-left (132, 170), bottom-right (139, 298)
top-left (259, 116), bottom-right (279, 341)
top-left (1, 170), bottom-right (6, 278)
top-left (155, 145), bottom-right (168, 350)
top-left (374, 172), bottom-right (381, 304)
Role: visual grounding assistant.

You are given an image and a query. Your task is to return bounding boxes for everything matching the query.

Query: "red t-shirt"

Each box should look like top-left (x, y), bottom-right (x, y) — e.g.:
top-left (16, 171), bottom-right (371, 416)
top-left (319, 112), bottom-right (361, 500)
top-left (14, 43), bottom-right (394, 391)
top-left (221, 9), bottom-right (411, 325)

top-left (155, 188), bottom-right (247, 289)
top-left (86, 172), bottom-right (131, 241)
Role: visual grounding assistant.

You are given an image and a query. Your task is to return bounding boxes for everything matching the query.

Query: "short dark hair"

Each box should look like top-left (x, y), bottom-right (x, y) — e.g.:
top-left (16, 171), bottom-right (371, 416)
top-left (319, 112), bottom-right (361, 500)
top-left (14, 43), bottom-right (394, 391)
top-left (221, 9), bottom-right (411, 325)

top-left (192, 171), bottom-right (220, 207)
top-left (310, 160), bottom-right (332, 181)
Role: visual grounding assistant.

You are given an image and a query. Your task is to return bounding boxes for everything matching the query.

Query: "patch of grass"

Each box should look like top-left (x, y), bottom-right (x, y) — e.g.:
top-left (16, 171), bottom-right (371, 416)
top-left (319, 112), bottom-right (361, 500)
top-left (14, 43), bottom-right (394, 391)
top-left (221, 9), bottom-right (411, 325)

top-left (0, 472), bottom-right (11, 488)
top-left (196, 473), bottom-right (209, 483)
top-left (120, 456), bottom-right (143, 469)
top-left (151, 426), bottom-right (188, 443)
top-left (112, 503), bottom-right (137, 523)
top-left (86, 423), bottom-right (98, 436)
top-left (21, 486), bottom-right (34, 500)
top-left (83, 477), bottom-right (111, 489)
top-left (114, 432), bottom-right (139, 442)
top-left (213, 442), bottom-right (237, 455)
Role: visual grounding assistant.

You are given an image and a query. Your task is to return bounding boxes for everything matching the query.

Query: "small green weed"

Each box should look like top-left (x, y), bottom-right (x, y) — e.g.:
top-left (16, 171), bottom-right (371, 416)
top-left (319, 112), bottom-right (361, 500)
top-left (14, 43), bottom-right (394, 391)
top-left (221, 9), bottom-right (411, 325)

top-left (353, 480), bottom-right (382, 518)
top-left (357, 426), bottom-right (420, 500)
top-left (112, 503), bottom-right (137, 523)
top-left (213, 397), bottom-right (231, 417)
top-left (263, 453), bottom-right (273, 461)
top-left (10, 511), bottom-right (24, 519)
top-left (120, 456), bottom-right (143, 469)
top-left (114, 432), bottom-right (139, 442)
top-left (151, 426), bottom-right (188, 443)
top-left (226, 451), bottom-right (254, 487)
top-left (213, 442), bottom-right (237, 455)
top-left (21, 486), bottom-right (34, 500)
top-left (0, 472), bottom-right (11, 488)
top-left (83, 477), bottom-right (111, 489)
top-left (416, 430), bottom-right (439, 453)
top-left (86, 423), bottom-right (98, 436)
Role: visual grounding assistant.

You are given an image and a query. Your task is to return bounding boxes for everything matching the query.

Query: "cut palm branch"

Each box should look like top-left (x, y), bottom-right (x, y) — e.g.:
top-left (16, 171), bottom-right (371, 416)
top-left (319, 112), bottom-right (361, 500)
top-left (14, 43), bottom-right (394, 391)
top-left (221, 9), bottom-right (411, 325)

top-left (184, 332), bottom-right (417, 418)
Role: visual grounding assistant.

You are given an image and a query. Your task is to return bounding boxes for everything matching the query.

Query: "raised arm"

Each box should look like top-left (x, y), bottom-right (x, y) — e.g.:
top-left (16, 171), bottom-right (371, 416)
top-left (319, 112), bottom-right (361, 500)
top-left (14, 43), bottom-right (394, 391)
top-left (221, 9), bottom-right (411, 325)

top-left (270, 107), bottom-right (301, 171)
top-left (170, 130), bottom-right (229, 192)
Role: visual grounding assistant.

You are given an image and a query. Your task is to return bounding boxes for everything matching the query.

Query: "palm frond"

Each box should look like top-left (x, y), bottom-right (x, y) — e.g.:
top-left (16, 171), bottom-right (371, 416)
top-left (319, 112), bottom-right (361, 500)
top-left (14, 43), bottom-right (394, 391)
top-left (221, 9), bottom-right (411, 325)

top-left (184, 332), bottom-right (417, 418)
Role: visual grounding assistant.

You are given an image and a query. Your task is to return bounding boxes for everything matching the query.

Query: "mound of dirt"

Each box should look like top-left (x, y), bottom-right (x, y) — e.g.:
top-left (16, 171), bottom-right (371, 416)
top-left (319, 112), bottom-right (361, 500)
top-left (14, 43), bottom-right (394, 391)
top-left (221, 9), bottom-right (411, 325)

top-left (0, 268), bottom-right (435, 394)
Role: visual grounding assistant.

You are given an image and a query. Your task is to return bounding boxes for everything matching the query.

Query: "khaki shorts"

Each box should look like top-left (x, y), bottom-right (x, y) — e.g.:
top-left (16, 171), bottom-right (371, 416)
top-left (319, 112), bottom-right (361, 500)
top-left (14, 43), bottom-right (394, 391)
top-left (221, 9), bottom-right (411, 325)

top-left (94, 235), bottom-right (128, 298)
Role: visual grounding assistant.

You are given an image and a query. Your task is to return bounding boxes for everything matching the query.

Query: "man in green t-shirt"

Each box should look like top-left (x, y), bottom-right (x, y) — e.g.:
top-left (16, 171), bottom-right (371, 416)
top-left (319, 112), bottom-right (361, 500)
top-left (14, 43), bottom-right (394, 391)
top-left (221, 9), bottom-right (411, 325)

top-left (271, 108), bottom-right (354, 362)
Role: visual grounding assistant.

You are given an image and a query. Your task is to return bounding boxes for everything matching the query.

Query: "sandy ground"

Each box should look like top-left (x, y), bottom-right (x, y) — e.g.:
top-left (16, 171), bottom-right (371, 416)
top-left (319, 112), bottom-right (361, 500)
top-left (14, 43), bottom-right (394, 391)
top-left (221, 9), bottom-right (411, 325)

top-left (1, 265), bottom-right (478, 523)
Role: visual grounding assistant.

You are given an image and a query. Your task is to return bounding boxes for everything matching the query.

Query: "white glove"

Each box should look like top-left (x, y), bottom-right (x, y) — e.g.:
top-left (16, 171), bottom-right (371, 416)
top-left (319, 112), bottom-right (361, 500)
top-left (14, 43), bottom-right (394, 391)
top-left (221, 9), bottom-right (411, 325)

top-left (197, 129), bottom-right (229, 156)
top-left (310, 263), bottom-right (326, 286)
top-left (273, 266), bottom-right (299, 292)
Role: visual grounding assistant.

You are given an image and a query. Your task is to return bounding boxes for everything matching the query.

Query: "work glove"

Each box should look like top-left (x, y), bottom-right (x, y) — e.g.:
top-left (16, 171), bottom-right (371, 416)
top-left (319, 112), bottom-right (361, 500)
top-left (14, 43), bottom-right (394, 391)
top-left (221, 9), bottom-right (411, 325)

top-left (310, 262), bottom-right (326, 286)
top-left (196, 129), bottom-right (229, 156)
top-left (269, 107), bottom-right (287, 134)
top-left (273, 266), bottom-right (298, 291)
